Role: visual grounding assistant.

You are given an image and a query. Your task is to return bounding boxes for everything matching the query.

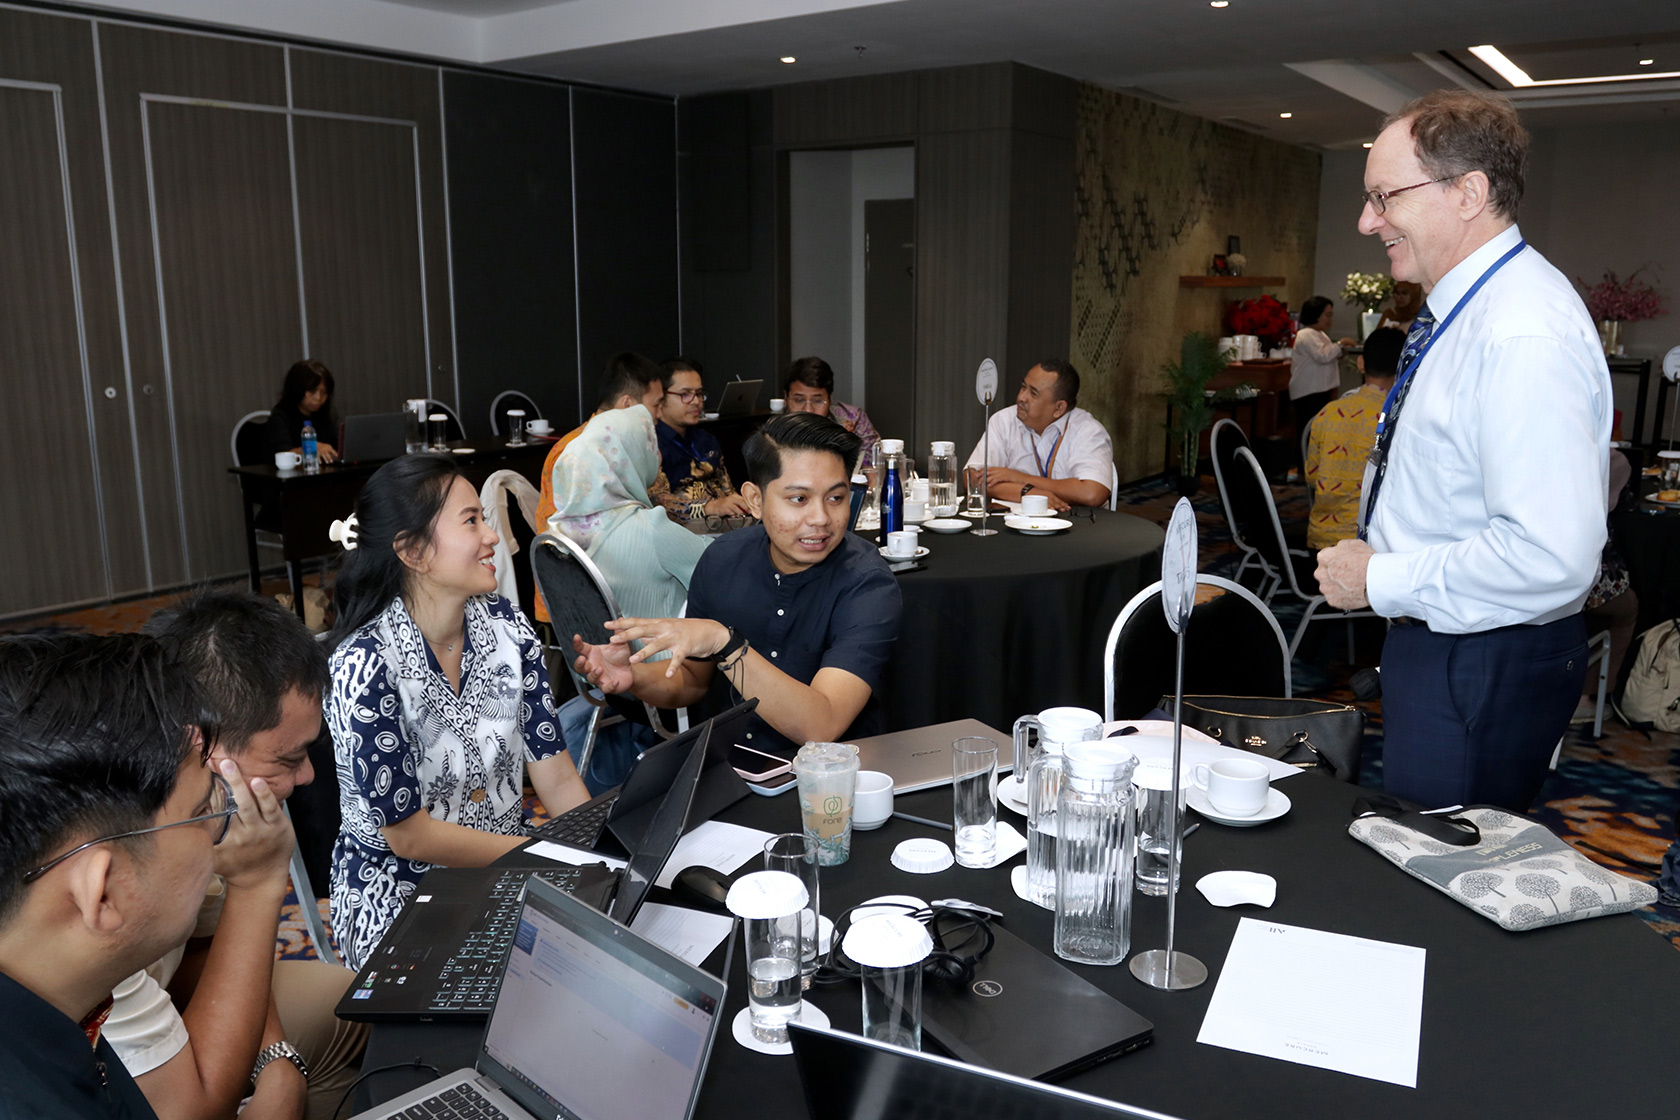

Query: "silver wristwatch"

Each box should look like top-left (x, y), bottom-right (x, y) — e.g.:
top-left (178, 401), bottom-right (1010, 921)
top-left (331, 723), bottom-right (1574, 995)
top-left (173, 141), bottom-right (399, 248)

top-left (251, 1040), bottom-right (310, 1083)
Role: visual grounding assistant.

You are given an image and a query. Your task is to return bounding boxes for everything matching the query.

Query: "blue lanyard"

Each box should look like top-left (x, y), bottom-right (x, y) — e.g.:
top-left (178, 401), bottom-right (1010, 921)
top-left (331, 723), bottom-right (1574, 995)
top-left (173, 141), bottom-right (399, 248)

top-left (1033, 418), bottom-right (1068, 478)
top-left (1373, 238), bottom-right (1527, 441)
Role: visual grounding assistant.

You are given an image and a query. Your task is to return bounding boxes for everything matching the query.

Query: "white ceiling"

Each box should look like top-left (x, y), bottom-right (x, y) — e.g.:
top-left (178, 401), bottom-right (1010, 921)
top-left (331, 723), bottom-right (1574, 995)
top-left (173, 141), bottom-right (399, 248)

top-left (72, 0), bottom-right (1680, 146)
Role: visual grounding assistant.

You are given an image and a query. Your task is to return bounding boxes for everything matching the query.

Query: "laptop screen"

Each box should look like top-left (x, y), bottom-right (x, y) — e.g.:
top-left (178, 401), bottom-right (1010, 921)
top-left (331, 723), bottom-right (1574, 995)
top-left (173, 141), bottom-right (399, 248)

top-left (481, 881), bottom-right (722, 1120)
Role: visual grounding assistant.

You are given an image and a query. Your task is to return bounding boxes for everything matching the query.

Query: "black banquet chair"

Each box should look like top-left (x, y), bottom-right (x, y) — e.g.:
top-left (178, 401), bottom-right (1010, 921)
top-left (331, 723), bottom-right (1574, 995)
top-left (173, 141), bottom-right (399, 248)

top-left (490, 390), bottom-right (542, 439)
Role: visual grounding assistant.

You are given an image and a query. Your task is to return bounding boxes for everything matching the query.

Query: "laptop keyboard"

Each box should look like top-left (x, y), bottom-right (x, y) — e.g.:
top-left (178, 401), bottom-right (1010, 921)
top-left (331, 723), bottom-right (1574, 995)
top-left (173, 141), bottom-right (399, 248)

top-left (400, 1081), bottom-right (514, 1120)
top-left (533, 794), bottom-right (616, 847)
top-left (425, 869), bottom-right (586, 1015)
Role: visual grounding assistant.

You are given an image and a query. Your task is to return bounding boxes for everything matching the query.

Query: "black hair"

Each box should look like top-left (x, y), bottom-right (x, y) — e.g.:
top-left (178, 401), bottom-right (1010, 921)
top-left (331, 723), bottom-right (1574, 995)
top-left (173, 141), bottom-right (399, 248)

top-left (1299, 296), bottom-right (1333, 329)
top-left (144, 588), bottom-right (329, 754)
top-left (0, 634), bottom-right (208, 926)
top-left (1361, 327), bottom-right (1405, 377)
top-left (596, 352), bottom-right (666, 411)
top-left (276, 359), bottom-right (334, 412)
top-left (1035, 359), bottom-right (1081, 411)
top-left (662, 355), bottom-right (705, 379)
top-left (783, 356), bottom-right (835, 396)
top-left (743, 412), bottom-right (863, 490)
top-left (328, 453), bottom-right (469, 646)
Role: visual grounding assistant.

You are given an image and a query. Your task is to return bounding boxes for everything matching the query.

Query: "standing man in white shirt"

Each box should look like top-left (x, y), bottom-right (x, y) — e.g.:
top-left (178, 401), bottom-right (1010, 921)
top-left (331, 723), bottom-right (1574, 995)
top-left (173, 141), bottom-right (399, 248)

top-left (1315, 90), bottom-right (1610, 812)
top-left (964, 360), bottom-right (1113, 511)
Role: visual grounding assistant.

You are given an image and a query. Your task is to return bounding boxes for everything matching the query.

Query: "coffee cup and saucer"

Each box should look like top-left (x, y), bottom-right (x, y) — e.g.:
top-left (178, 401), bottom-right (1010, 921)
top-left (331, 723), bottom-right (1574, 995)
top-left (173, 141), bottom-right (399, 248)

top-left (1186, 757), bottom-right (1290, 826)
top-left (879, 530), bottom-right (929, 561)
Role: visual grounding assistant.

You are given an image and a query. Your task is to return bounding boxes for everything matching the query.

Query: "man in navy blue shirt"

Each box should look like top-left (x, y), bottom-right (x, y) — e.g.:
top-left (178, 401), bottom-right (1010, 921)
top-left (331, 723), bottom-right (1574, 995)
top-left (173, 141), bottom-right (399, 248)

top-left (574, 412), bottom-right (901, 753)
top-left (654, 357), bottom-right (755, 524)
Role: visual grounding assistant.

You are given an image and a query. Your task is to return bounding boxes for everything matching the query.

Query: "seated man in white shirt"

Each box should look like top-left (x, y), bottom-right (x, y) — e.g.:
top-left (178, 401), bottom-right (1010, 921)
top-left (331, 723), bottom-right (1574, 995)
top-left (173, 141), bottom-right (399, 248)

top-left (106, 589), bottom-right (366, 1120)
top-left (964, 360), bottom-right (1113, 512)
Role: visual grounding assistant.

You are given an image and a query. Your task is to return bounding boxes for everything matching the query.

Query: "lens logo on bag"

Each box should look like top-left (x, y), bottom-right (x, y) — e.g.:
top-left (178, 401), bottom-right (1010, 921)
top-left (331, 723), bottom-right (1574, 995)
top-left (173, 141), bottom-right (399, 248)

top-left (972, 980), bottom-right (1003, 998)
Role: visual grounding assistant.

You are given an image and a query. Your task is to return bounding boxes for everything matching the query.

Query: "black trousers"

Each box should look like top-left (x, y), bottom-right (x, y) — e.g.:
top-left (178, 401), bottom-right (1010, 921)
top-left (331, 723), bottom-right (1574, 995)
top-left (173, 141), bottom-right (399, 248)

top-left (1380, 614), bottom-right (1588, 811)
top-left (1291, 390), bottom-right (1335, 469)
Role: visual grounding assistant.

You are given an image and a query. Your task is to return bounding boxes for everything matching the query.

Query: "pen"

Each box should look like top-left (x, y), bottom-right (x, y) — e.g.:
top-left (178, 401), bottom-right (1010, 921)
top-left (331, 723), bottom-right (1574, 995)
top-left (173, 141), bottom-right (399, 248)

top-left (892, 811), bottom-right (954, 831)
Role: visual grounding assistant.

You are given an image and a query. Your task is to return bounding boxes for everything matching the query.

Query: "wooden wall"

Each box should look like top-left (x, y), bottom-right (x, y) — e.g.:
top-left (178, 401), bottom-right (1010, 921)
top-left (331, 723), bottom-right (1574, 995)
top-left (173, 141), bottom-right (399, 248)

top-left (0, 5), bottom-right (678, 619)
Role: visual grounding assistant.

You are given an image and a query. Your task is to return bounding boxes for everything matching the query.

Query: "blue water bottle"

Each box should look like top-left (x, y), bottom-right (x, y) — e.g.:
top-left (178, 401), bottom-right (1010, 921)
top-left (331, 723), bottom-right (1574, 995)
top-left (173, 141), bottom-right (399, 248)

top-left (301, 420), bottom-right (319, 474)
top-left (880, 438), bottom-right (904, 535)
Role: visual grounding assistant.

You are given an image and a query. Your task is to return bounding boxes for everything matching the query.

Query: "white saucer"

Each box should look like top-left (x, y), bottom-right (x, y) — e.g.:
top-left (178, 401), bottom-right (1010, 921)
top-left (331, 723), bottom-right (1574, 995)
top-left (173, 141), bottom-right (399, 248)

top-left (879, 545), bottom-right (930, 560)
top-left (998, 776), bottom-right (1029, 817)
top-left (703, 412), bottom-right (720, 420)
top-left (1187, 785), bottom-right (1291, 827)
top-left (1004, 515), bottom-right (1072, 535)
top-left (450, 447), bottom-right (475, 454)
top-left (731, 1003), bottom-right (830, 1056)
top-left (922, 517), bottom-right (970, 534)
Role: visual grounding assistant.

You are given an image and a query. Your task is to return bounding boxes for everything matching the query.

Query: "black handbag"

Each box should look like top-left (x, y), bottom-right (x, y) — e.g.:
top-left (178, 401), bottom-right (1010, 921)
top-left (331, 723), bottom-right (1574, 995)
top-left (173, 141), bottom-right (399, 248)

top-left (1157, 695), bottom-right (1365, 783)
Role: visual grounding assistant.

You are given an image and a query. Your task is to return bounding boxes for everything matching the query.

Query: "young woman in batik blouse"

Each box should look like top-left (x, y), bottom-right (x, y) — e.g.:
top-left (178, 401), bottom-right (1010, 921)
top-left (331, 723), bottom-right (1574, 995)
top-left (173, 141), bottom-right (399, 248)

top-left (324, 453), bottom-right (590, 968)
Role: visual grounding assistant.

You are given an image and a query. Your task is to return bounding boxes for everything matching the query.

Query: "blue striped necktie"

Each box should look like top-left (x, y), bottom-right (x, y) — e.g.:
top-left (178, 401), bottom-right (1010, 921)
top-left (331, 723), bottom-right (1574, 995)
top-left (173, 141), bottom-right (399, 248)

top-left (1360, 303), bottom-right (1436, 536)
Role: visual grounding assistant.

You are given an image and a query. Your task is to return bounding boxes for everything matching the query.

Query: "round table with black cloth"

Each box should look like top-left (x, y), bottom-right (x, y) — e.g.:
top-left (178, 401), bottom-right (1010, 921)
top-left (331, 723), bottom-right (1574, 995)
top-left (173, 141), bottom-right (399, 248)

top-left (1614, 499), bottom-right (1680, 637)
top-left (875, 510), bottom-right (1164, 732)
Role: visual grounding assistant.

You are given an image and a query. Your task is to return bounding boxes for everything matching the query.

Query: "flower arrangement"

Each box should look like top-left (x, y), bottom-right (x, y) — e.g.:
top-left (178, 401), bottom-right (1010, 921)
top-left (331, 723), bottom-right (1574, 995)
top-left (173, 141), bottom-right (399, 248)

top-left (1342, 271), bottom-right (1394, 312)
top-left (1224, 295), bottom-right (1294, 350)
top-left (1577, 269), bottom-right (1665, 323)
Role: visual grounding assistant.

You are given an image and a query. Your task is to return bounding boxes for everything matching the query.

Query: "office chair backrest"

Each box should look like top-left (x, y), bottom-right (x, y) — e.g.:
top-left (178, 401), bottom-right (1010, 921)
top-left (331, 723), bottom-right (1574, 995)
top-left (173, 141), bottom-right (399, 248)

top-left (233, 410), bottom-right (272, 466)
top-left (531, 531), bottom-right (617, 655)
top-left (1103, 575), bottom-right (1291, 720)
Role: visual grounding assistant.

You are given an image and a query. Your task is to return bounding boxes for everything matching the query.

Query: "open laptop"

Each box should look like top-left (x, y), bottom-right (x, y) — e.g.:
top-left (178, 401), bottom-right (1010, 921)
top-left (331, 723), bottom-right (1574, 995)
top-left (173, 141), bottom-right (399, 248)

top-left (790, 1023), bottom-right (1181, 1120)
top-left (851, 719), bottom-right (1015, 793)
top-left (714, 378), bottom-right (762, 417)
top-left (338, 412), bottom-right (407, 463)
top-left (337, 719), bottom-right (713, 1022)
top-left (352, 876), bottom-right (729, 1120)
top-left (920, 922), bottom-right (1154, 1081)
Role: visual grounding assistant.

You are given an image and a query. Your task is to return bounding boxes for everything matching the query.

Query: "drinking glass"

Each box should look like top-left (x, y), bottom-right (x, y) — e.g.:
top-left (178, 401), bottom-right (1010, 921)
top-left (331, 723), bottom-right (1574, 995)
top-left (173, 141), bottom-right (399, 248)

top-left (505, 408), bottom-right (526, 446)
top-left (726, 871), bottom-right (808, 1045)
top-left (952, 737), bottom-right (999, 867)
top-left (1133, 761), bottom-right (1188, 896)
top-left (427, 412), bottom-right (450, 451)
top-left (794, 741), bottom-right (859, 866)
top-left (763, 833), bottom-right (822, 989)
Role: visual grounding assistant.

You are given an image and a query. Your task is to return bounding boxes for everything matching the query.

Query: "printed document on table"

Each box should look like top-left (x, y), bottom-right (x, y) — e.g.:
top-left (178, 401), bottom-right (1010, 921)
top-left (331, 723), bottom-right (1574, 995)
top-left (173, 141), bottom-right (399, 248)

top-left (523, 840), bottom-right (627, 871)
top-left (630, 903), bottom-right (735, 968)
top-left (653, 821), bottom-right (778, 889)
top-left (1197, 917), bottom-right (1426, 1087)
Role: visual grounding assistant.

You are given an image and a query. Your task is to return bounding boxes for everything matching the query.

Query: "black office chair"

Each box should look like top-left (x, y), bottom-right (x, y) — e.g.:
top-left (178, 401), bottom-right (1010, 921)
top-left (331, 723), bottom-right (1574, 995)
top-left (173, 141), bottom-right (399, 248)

top-left (489, 390), bottom-right (542, 438)
top-left (1103, 574), bottom-right (1291, 721)
top-left (232, 409), bottom-right (272, 466)
top-left (283, 722), bottom-right (342, 965)
top-left (421, 399), bottom-right (466, 442)
top-left (530, 532), bottom-right (675, 778)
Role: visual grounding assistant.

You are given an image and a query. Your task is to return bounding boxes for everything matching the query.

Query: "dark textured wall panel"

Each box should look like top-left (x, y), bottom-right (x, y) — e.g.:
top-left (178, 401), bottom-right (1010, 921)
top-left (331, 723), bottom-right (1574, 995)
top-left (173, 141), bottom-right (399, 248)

top-left (442, 70), bottom-right (580, 435)
top-left (1006, 125), bottom-right (1077, 388)
top-left (572, 88), bottom-right (679, 383)
top-left (773, 72), bottom-right (917, 148)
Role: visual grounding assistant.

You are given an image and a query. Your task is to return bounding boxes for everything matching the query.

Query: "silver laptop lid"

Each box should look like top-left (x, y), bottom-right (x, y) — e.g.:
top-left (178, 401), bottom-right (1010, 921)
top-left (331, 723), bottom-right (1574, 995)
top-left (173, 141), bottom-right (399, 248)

top-left (478, 877), bottom-right (727, 1120)
top-left (851, 719), bottom-right (1015, 793)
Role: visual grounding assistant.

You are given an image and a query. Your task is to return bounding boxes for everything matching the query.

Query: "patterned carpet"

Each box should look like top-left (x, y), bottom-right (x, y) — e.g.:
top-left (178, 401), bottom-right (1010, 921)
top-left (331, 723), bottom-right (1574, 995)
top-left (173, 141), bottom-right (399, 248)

top-left (7, 482), bottom-right (1677, 958)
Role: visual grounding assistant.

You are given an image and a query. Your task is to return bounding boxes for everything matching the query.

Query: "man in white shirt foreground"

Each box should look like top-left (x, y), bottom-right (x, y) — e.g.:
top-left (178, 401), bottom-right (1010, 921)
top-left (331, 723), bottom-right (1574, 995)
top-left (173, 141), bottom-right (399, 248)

top-left (1315, 90), bottom-right (1610, 811)
top-left (964, 360), bottom-right (1113, 512)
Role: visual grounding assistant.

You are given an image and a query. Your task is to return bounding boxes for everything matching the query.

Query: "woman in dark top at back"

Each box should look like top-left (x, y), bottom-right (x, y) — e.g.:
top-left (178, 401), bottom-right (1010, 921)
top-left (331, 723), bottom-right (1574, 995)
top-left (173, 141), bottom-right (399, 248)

top-left (264, 358), bottom-right (340, 463)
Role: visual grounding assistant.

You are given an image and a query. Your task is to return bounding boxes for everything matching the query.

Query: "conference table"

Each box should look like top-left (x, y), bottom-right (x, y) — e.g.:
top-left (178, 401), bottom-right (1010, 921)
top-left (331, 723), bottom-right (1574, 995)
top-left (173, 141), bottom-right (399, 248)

top-left (358, 767), bottom-right (1680, 1118)
top-left (877, 510), bottom-right (1165, 732)
top-left (227, 440), bottom-right (550, 618)
top-left (1615, 491), bottom-right (1680, 636)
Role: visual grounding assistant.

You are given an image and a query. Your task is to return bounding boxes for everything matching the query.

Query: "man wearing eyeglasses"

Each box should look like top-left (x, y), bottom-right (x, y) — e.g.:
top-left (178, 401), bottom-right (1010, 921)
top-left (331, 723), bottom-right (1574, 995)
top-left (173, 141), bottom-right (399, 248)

top-left (654, 357), bottom-right (754, 523)
top-left (1314, 90), bottom-right (1610, 812)
top-left (0, 633), bottom-right (227, 1118)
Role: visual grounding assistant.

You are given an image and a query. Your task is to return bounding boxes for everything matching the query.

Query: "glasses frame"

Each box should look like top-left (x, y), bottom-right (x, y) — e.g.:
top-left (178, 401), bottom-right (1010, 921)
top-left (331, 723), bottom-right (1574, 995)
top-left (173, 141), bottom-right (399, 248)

top-left (667, 388), bottom-right (707, 404)
top-left (1360, 176), bottom-right (1455, 215)
top-left (23, 771), bottom-right (238, 884)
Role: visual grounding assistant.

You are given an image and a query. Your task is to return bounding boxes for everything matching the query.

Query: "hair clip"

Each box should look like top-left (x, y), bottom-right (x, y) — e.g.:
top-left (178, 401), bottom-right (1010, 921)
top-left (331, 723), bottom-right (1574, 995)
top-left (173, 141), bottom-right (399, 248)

top-left (329, 514), bottom-right (359, 551)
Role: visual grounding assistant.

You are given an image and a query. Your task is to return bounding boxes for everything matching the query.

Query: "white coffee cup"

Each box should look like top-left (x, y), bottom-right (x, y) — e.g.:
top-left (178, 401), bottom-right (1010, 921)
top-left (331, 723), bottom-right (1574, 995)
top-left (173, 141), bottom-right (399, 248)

top-left (1020, 493), bottom-right (1051, 516)
top-left (886, 530), bottom-right (917, 558)
top-left (853, 770), bottom-right (894, 830)
top-left (1192, 758), bottom-right (1270, 817)
top-left (527, 418), bottom-right (551, 435)
top-left (770, 398), bottom-right (787, 412)
top-left (904, 498), bottom-right (927, 521)
top-left (274, 451), bottom-right (301, 470)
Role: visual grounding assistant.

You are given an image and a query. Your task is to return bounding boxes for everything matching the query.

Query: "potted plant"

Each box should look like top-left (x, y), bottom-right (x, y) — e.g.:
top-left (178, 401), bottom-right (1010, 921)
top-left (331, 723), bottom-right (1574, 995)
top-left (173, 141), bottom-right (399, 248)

top-left (1162, 332), bottom-right (1239, 496)
top-left (1577, 268), bottom-right (1665, 356)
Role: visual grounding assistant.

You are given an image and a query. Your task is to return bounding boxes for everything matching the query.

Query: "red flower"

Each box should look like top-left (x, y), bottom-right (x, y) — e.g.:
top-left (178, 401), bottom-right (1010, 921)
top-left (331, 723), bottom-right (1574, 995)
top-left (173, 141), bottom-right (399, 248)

top-left (1577, 269), bottom-right (1665, 323)
top-left (1224, 296), bottom-right (1294, 350)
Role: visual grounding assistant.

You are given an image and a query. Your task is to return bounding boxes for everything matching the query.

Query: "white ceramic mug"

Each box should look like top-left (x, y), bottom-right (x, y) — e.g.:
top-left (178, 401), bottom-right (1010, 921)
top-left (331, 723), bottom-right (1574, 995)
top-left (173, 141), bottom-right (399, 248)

top-left (886, 530), bottom-right (917, 558)
top-left (904, 498), bottom-right (927, 521)
top-left (1192, 758), bottom-right (1270, 817)
top-left (1021, 494), bottom-right (1051, 516)
top-left (527, 418), bottom-right (552, 435)
top-left (770, 398), bottom-right (787, 412)
top-left (853, 770), bottom-right (894, 830)
top-left (274, 451), bottom-right (301, 470)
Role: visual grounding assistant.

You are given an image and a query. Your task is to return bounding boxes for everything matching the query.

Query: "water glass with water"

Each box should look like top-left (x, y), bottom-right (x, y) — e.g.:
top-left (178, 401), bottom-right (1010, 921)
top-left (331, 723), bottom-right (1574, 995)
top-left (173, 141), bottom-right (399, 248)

top-left (928, 440), bottom-right (958, 516)
top-left (952, 737), bottom-right (998, 867)
top-left (725, 871), bottom-right (809, 1045)
top-left (1132, 759), bottom-right (1188, 896)
top-left (763, 832), bottom-right (821, 989)
top-left (427, 412), bottom-right (450, 451)
top-left (505, 408), bottom-right (526, 446)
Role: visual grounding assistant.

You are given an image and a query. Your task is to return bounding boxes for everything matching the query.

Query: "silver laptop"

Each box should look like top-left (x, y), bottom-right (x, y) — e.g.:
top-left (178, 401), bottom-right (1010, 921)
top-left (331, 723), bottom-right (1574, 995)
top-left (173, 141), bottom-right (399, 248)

top-left (714, 378), bottom-right (762, 417)
top-left (852, 719), bottom-right (1014, 793)
top-left (352, 875), bottom-right (728, 1120)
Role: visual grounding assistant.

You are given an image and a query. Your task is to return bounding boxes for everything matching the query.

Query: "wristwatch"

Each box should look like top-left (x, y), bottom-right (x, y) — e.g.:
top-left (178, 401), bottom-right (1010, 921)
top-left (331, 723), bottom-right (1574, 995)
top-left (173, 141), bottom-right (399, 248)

top-left (688, 625), bottom-right (748, 664)
top-left (251, 1040), bottom-right (310, 1083)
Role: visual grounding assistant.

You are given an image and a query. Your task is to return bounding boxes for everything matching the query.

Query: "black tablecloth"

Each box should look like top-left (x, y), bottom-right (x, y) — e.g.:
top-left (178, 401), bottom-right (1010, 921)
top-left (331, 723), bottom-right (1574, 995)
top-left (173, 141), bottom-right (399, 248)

top-left (1614, 500), bottom-right (1680, 635)
top-left (877, 511), bottom-right (1164, 731)
top-left (361, 771), bottom-right (1680, 1119)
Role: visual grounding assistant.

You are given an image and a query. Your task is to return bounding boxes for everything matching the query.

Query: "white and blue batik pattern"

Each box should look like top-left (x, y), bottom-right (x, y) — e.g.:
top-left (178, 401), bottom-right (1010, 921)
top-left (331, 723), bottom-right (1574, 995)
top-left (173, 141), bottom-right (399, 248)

top-left (326, 594), bottom-right (563, 969)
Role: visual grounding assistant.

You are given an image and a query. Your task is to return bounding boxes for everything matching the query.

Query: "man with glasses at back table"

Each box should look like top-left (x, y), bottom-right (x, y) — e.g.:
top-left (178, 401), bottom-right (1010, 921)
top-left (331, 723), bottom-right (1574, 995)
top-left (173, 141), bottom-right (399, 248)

top-left (1314, 90), bottom-right (1610, 812)
top-left (0, 634), bottom-right (234, 1118)
top-left (655, 356), bottom-right (754, 524)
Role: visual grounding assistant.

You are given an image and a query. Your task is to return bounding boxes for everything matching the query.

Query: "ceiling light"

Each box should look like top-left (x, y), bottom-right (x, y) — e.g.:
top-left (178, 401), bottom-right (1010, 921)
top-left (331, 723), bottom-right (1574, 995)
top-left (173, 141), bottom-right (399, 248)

top-left (1278, 112), bottom-right (1292, 119)
top-left (1470, 44), bottom-right (1680, 87)
top-left (780, 56), bottom-right (796, 64)
top-left (1640, 59), bottom-right (1655, 66)
top-left (1210, 2), bottom-right (1229, 7)
top-left (1469, 44), bottom-right (1534, 87)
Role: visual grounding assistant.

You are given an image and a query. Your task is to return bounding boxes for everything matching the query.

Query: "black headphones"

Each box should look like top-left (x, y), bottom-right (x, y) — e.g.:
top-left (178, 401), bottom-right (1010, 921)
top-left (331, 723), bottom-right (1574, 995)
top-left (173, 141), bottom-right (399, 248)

top-left (814, 900), bottom-right (998, 988)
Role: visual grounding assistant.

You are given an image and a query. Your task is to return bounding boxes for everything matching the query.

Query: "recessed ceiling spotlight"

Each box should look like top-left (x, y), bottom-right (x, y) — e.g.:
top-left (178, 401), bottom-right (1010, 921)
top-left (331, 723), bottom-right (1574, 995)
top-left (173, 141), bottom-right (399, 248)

top-left (1640, 59), bottom-right (1655, 66)
top-left (1210, 1), bottom-right (1230, 7)
top-left (780, 56), bottom-right (797, 64)
top-left (1362, 142), bottom-right (1373, 149)
top-left (1278, 112), bottom-right (1293, 119)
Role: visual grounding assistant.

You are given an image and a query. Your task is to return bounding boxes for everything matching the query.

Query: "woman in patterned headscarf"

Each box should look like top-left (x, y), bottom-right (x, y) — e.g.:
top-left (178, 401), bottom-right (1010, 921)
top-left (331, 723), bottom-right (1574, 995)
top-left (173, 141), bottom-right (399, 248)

top-left (323, 453), bottom-right (590, 969)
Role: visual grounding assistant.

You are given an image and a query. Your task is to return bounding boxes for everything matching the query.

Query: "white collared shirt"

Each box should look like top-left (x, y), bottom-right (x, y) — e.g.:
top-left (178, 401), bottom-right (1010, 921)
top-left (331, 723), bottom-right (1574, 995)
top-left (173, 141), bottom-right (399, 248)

top-left (964, 406), bottom-right (1114, 486)
top-left (1364, 224), bottom-right (1611, 634)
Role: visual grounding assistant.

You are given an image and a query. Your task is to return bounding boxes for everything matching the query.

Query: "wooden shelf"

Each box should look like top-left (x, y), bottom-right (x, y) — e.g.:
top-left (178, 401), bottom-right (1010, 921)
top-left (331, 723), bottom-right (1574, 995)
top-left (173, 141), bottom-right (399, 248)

top-left (1178, 275), bottom-right (1287, 288)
